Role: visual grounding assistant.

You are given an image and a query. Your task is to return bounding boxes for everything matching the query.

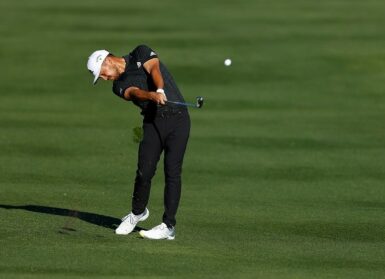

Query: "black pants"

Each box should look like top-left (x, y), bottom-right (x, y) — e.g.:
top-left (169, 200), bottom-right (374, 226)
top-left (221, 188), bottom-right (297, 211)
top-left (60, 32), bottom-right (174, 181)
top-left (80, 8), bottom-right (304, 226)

top-left (131, 109), bottom-right (190, 227)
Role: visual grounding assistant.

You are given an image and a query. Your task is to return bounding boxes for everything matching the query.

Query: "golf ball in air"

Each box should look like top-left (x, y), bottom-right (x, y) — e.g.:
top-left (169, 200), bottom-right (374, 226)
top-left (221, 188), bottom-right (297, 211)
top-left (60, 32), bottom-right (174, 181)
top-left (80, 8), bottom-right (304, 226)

top-left (224, 59), bottom-right (232, 66)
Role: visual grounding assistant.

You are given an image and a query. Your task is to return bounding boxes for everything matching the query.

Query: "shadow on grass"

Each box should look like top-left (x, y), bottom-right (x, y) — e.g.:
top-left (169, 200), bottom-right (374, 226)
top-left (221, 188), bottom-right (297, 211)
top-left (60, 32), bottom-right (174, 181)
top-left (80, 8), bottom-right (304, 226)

top-left (0, 204), bottom-right (144, 232)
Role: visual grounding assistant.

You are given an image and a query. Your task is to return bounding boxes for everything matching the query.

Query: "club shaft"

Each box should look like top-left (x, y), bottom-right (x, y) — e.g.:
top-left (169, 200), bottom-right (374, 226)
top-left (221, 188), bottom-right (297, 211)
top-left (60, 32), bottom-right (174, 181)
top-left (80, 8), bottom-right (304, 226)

top-left (167, 100), bottom-right (196, 107)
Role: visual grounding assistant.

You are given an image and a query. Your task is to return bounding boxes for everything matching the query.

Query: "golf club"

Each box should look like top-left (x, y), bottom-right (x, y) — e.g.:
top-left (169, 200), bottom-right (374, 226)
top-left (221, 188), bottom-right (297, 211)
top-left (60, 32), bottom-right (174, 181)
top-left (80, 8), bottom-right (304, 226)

top-left (167, 96), bottom-right (204, 109)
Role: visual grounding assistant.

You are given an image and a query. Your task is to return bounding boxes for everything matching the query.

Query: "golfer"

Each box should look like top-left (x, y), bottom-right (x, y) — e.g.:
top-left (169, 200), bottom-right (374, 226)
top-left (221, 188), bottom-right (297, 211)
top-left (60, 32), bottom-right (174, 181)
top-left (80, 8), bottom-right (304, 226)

top-left (87, 45), bottom-right (190, 240)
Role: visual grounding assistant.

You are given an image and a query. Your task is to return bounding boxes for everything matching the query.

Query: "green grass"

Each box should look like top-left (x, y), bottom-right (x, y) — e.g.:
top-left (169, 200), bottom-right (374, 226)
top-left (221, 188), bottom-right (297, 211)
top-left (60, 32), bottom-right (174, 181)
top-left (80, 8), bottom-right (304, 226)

top-left (1, 0), bottom-right (385, 278)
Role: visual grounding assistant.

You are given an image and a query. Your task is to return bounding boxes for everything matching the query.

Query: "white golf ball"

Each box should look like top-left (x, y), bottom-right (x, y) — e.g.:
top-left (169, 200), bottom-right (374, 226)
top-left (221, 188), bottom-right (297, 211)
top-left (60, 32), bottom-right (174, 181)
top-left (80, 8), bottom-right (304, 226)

top-left (224, 58), bottom-right (232, 66)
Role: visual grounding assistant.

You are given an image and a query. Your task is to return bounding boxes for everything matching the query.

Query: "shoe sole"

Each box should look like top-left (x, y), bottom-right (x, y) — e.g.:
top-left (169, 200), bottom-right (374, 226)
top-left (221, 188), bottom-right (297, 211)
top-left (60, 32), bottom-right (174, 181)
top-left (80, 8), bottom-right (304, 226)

top-left (115, 209), bottom-right (149, 235)
top-left (139, 230), bottom-right (175, 240)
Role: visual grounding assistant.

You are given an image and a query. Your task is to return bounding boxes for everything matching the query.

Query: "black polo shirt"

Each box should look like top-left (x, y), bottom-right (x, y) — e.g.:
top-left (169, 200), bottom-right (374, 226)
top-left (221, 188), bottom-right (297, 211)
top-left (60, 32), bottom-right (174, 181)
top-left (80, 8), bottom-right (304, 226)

top-left (112, 45), bottom-right (185, 115)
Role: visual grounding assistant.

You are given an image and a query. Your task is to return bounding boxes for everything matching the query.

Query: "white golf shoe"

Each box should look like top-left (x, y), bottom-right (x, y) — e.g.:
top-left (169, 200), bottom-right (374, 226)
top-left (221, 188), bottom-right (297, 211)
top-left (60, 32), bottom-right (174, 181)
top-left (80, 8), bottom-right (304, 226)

top-left (139, 223), bottom-right (175, 240)
top-left (115, 208), bottom-right (149, 235)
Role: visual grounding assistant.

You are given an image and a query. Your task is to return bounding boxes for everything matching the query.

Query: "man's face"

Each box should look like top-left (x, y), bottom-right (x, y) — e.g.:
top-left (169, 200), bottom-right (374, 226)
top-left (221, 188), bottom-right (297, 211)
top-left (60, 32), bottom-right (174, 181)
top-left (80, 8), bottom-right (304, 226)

top-left (99, 57), bottom-right (120, 81)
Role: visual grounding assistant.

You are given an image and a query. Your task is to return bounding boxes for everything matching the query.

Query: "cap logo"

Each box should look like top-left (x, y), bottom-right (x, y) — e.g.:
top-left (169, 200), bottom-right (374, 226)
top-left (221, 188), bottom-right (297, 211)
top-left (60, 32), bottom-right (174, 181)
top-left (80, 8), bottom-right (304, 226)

top-left (96, 55), bottom-right (103, 62)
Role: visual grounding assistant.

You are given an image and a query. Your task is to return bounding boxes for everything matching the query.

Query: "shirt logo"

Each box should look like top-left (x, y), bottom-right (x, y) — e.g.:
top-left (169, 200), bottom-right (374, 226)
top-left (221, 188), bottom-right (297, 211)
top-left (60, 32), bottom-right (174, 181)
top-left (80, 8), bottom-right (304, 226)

top-left (119, 88), bottom-right (123, 95)
top-left (137, 62), bottom-right (142, 68)
top-left (150, 51), bottom-right (156, 56)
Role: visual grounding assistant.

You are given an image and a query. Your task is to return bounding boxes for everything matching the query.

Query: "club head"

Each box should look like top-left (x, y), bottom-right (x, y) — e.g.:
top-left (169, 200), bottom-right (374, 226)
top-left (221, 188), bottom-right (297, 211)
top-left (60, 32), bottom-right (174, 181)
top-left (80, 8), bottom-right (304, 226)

top-left (196, 96), bottom-right (204, 108)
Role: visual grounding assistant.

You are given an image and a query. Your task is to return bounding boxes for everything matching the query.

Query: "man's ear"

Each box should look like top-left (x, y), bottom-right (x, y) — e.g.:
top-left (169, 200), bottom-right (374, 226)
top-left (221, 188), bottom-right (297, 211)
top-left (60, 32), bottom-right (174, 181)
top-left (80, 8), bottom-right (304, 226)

top-left (104, 55), bottom-right (112, 66)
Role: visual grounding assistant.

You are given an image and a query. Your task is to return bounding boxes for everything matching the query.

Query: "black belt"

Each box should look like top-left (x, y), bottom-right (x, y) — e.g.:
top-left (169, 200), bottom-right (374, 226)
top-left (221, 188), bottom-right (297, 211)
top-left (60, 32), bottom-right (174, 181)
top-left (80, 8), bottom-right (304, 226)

top-left (142, 106), bottom-right (187, 120)
top-left (156, 107), bottom-right (186, 118)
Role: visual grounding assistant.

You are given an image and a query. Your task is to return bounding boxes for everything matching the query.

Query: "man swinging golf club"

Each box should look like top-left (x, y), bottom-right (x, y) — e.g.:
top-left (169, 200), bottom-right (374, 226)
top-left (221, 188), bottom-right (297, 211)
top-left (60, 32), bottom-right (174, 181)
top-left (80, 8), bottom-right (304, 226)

top-left (87, 45), bottom-right (191, 240)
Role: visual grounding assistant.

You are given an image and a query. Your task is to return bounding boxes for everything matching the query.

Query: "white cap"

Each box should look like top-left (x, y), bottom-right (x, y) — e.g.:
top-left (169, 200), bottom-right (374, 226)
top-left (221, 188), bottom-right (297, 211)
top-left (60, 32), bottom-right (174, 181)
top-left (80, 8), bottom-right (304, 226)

top-left (87, 50), bottom-right (110, 84)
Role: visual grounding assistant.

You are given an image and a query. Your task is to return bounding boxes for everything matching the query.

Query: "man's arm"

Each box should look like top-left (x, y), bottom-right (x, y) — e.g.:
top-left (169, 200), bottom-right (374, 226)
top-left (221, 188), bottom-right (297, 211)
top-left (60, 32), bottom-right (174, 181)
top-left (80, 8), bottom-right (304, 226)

top-left (143, 58), bottom-right (164, 90)
top-left (123, 86), bottom-right (166, 105)
top-left (143, 58), bottom-right (168, 102)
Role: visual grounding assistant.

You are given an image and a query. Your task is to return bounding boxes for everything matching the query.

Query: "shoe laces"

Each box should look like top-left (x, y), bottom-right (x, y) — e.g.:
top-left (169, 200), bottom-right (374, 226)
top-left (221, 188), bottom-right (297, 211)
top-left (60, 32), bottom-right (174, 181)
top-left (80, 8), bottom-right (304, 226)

top-left (121, 213), bottom-right (137, 224)
top-left (153, 223), bottom-right (168, 231)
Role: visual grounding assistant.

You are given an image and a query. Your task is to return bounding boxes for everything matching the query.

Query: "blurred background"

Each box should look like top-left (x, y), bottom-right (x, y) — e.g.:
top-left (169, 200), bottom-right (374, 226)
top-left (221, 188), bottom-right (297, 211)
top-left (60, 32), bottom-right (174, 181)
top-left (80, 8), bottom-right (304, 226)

top-left (1, 0), bottom-right (385, 278)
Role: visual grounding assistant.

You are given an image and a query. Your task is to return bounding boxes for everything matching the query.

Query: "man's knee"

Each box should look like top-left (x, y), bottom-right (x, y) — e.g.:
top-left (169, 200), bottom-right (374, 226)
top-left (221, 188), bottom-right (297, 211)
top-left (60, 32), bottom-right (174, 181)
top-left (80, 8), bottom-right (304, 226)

top-left (165, 167), bottom-right (182, 182)
top-left (136, 164), bottom-right (157, 183)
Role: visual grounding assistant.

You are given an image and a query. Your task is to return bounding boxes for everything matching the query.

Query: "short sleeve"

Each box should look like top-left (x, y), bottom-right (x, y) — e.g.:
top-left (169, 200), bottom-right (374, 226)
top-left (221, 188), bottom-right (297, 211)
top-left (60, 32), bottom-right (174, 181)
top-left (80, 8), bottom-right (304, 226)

top-left (133, 45), bottom-right (158, 64)
top-left (112, 82), bottom-right (127, 98)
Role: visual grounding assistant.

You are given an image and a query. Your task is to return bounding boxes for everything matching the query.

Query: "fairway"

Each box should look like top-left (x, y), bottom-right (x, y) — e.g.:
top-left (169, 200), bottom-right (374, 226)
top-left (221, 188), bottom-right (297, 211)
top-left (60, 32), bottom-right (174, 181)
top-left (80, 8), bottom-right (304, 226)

top-left (1, 0), bottom-right (385, 278)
